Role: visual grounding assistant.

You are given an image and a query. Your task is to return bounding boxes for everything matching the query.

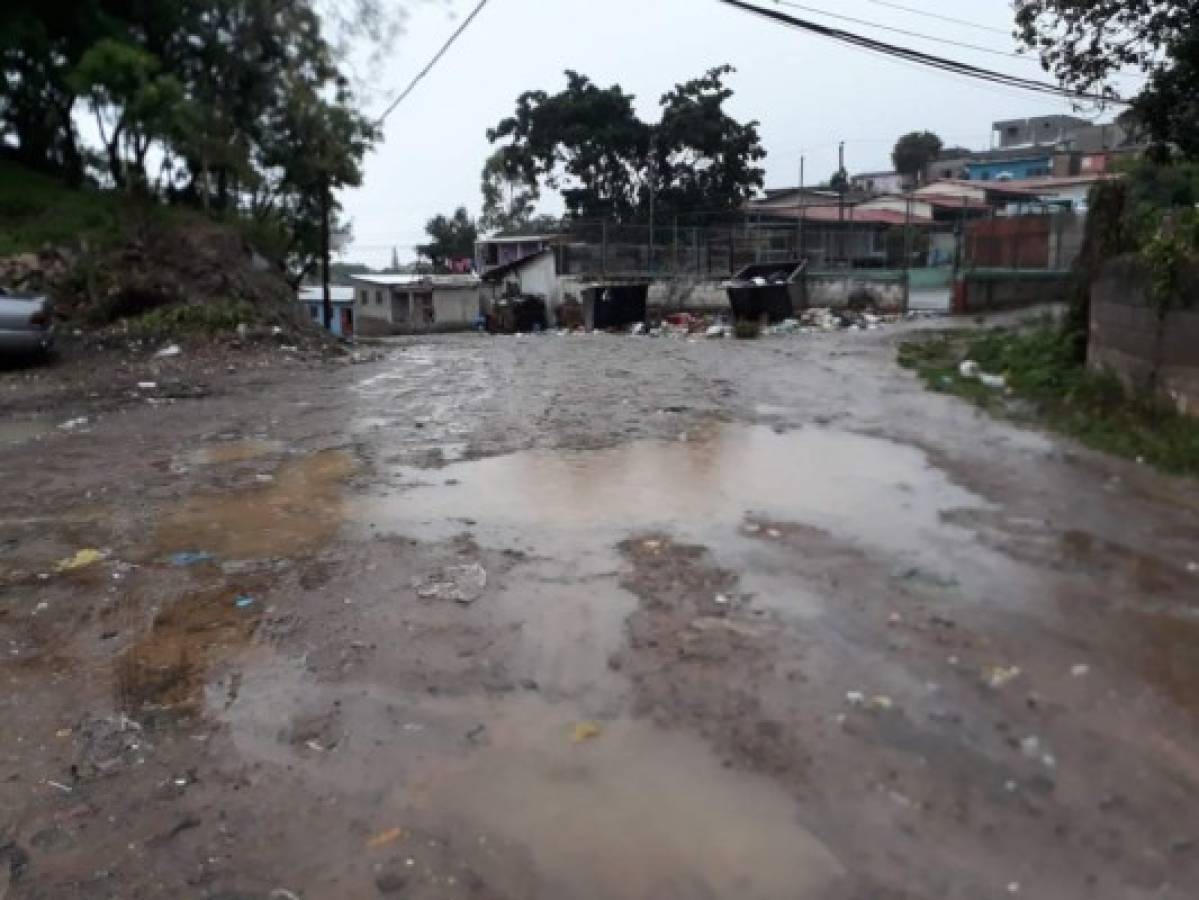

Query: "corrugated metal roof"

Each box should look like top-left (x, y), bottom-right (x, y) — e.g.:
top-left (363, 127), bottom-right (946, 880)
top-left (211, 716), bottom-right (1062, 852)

top-left (350, 274), bottom-right (481, 288)
top-left (298, 285), bottom-right (354, 302)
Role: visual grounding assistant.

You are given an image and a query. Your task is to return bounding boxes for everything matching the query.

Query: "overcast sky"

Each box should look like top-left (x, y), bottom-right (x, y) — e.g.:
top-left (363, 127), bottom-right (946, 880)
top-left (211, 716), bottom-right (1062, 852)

top-left (340, 0), bottom-right (1137, 268)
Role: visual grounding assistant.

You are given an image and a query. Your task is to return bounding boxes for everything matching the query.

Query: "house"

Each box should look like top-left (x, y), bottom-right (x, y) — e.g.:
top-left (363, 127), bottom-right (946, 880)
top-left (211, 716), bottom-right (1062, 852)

top-left (298, 285), bottom-right (356, 338)
top-left (350, 273), bottom-right (482, 335)
top-left (481, 249), bottom-right (562, 313)
top-left (850, 171), bottom-right (910, 196)
top-left (475, 233), bottom-right (564, 274)
top-left (928, 115), bottom-right (1147, 184)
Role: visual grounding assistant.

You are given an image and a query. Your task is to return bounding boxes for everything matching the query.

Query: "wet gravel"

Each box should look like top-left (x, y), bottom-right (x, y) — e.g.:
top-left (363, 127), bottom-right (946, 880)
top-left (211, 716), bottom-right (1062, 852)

top-left (2, 326), bottom-right (1199, 899)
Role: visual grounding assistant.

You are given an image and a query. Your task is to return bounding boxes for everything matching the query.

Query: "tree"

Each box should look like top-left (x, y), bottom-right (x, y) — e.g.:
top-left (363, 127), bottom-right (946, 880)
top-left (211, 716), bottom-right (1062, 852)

top-left (828, 168), bottom-right (849, 194)
top-left (484, 66), bottom-right (765, 223)
top-left (1014, 1), bottom-right (1199, 155)
top-left (480, 147), bottom-right (540, 232)
top-left (418, 207), bottom-right (478, 271)
top-left (892, 131), bottom-right (943, 185)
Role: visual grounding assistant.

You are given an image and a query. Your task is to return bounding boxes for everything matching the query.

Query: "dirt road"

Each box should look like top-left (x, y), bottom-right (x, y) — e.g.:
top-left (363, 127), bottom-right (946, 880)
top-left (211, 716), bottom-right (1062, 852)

top-left (2, 325), bottom-right (1199, 899)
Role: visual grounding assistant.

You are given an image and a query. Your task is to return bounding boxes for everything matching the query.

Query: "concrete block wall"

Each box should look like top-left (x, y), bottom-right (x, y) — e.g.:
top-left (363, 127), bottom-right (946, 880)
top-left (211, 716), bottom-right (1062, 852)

top-left (1089, 257), bottom-right (1199, 417)
top-left (953, 271), bottom-right (1073, 314)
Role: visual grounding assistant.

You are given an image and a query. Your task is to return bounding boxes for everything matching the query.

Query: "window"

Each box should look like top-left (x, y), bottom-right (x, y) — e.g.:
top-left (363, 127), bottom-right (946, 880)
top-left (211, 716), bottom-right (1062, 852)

top-left (376, 290), bottom-right (383, 305)
top-left (359, 289), bottom-right (368, 306)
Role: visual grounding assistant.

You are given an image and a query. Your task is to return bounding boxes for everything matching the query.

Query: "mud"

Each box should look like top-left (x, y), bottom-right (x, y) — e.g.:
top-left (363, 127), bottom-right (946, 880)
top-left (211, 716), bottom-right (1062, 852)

top-left (2, 325), bottom-right (1199, 898)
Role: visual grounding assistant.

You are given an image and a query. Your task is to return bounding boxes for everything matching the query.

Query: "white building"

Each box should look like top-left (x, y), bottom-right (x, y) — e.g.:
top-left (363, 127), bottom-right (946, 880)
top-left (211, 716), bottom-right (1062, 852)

top-left (350, 274), bottom-right (482, 335)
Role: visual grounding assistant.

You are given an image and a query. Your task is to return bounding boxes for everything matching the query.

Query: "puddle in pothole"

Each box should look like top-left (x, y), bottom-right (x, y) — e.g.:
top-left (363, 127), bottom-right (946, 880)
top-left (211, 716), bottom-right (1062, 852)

top-left (185, 438), bottom-right (287, 466)
top-left (218, 663), bottom-right (845, 900)
top-left (0, 417), bottom-right (55, 445)
top-left (156, 449), bottom-right (356, 559)
top-left (361, 423), bottom-right (983, 558)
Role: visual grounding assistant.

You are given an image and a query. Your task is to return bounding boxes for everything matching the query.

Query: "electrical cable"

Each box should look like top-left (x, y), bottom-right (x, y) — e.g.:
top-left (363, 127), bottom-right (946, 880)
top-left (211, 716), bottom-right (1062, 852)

top-left (717, 0), bottom-right (1126, 104)
top-left (376, 0), bottom-right (492, 124)
top-left (771, 0), bottom-right (1037, 63)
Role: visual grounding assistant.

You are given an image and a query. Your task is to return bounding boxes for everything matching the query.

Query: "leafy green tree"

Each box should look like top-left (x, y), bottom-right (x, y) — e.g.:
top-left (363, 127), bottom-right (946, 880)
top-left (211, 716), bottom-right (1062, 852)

top-left (484, 66), bottom-right (765, 223)
top-left (891, 131), bottom-right (943, 185)
top-left (418, 207), bottom-right (478, 271)
top-left (649, 66), bottom-right (767, 218)
top-left (480, 147), bottom-right (540, 232)
top-left (828, 168), bottom-right (849, 194)
top-left (1014, 1), bottom-right (1199, 156)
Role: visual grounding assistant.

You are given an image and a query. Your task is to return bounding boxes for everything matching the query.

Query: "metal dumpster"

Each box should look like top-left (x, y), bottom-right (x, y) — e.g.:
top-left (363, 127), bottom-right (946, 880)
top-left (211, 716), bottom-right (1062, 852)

top-left (725, 260), bottom-right (807, 323)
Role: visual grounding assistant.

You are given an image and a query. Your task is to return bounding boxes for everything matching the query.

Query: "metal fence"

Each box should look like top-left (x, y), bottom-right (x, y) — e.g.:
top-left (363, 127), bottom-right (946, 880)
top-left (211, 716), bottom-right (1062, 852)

top-left (555, 217), bottom-right (961, 280)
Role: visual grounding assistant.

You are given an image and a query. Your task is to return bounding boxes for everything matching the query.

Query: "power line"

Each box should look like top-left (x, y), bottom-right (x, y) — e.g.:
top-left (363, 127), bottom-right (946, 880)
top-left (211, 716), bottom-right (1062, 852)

top-left (863, 0), bottom-right (1011, 37)
top-left (717, 0), bottom-right (1126, 104)
top-left (376, 0), bottom-right (492, 125)
top-left (771, 0), bottom-right (1037, 63)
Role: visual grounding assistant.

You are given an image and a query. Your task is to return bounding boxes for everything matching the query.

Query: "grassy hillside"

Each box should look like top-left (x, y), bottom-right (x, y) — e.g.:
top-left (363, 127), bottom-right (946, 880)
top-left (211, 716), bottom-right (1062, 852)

top-left (0, 160), bottom-right (135, 256)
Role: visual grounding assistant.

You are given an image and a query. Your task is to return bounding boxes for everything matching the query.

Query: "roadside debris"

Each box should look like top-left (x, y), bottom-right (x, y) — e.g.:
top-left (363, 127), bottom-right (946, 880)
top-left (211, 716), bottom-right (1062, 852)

top-left (170, 551), bottom-right (215, 567)
top-left (1071, 664), bottom-right (1091, 678)
top-left (155, 343), bottom-right (182, 358)
top-left (56, 548), bottom-right (105, 572)
top-left (367, 827), bottom-right (404, 849)
top-left (234, 595), bottom-right (256, 609)
top-left (572, 721), bottom-right (602, 743)
top-left (59, 417), bottom-right (90, 431)
top-left (958, 359), bottom-right (1007, 389)
top-left (413, 563), bottom-right (487, 604)
top-left (986, 666), bottom-right (1022, 689)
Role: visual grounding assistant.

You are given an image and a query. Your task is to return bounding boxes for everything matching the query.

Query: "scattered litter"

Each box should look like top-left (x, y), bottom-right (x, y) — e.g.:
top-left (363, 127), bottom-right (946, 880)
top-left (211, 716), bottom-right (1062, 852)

top-left (895, 566), bottom-right (959, 589)
top-left (766, 528), bottom-right (782, 539)
top-left (1020, 736), bottom-right (1042, 759)
top-left (46, 780), bottom-right (73, 793)
top-left (413, 563), bottom-right (488, 605)
top-left (704, 324), bottom-right (729, 339)
top-left (630, 322), bottom-right (647, 335)
top-left (169, 551), bottom-right (214, 567)
top-left (270, 891), bottom-right (301, 900)
top-left (986, 666), bottom-right (1022, 689)
top-left (234, 596), bottom-right (256, 610)
top-left (59, 417), bottom-right (89, 431)
top-left (642, 540), bottom-right (662, 551)
top-left (305, 740), bottom-right (325, 752)
top-left (714, 593), bottom-right (731, 606)
top-left (959, 360), bottom-right (981, 379)
top-left (846, 691), bottom-right (866, 707)
top-left (1007, 883), bottom-right (1021, 894)
top-left (367, 827), bottom-right (404, 849)
top-left (1187, 562), bottom-right (1198, 574)
top-left (1071, 664), bottom-right (1091, 678)
top-left (868, 695), bottom-right (895, 711)
top-left (137, 382), bottom-right (158, 390)
top-left (887, 612), bottom-right (903, 626)
top-left (979, 373), bottom-right (1007, 389)
top-left (56, 548), bottom-right (105, 572)
top-left (155, 344), bottom-right (182, 358)
top-left (571, 721), bottom-right (602, 743)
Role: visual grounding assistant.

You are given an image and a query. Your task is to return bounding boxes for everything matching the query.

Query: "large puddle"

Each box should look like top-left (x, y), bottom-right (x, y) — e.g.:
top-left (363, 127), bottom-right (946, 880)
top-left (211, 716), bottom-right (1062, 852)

top-left (220, 664), bottom-right (845, 899)
top-left (362, 423), bottom-right (983, 560)
top-left (155, 449), bottom-right (356, 559)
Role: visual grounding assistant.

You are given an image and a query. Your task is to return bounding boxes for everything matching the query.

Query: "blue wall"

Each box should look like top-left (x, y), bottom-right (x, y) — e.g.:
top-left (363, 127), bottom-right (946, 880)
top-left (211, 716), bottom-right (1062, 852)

top-left (304, 302), bottom-right (353, 338)
top-left (966, 156), bottom-right (1052, 182)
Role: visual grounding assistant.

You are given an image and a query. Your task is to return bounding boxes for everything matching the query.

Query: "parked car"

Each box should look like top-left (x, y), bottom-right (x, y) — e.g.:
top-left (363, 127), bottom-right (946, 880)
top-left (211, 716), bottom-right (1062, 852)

top-left (0, 288), bottom-right (54, 358)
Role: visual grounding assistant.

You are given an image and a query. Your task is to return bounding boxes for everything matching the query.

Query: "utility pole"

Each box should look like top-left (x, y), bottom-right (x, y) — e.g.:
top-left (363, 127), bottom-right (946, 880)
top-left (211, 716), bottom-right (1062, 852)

top-left (648, 153), bottom-right (656, 277)
top-left (319, 171), bottom-right (333, 332)
top-left (838, 141), bottom-right (846, 223)
top-left (796, 155), bottom-right (805, 260)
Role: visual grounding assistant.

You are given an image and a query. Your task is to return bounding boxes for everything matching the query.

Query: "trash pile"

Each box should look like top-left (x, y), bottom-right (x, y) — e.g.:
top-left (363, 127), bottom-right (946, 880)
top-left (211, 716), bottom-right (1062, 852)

top-left (958, 359), bottom-right (1008, 390)
top-left (501, 306), bottom-right (930, 340)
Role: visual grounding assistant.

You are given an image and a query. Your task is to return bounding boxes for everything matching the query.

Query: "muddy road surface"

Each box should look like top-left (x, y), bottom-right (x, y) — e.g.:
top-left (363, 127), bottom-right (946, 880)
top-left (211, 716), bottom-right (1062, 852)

top-left (2, 326), bottom-right (1199, 899)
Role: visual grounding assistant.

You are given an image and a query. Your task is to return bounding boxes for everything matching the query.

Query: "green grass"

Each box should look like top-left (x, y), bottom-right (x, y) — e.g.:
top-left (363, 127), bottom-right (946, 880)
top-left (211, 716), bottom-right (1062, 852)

top-left (122, 299), bottom-right (279, 338)
top-left (0, 160), bottom-right (138, 255)
top-left (899, 318), bottom-right (1199, 476)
